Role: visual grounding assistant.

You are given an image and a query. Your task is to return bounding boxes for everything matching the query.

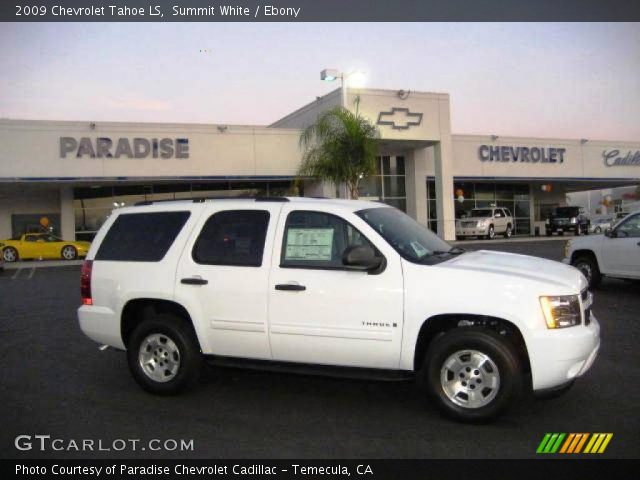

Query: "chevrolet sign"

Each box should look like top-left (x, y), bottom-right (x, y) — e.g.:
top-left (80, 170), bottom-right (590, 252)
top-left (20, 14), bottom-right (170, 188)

top-left (377, 108), bottom-right (423, 130)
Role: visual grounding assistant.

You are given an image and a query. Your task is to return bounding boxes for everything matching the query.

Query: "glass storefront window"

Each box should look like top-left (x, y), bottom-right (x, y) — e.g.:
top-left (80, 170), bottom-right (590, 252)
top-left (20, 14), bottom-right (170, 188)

top-left (11, 213), bottom-right (61, 238)
top-left (382, 156), bottom-right (405, 175)
top-left (358, 176), bottom-right (382, 198)
top-left (383, 198), bottom-right (407, 211)
top-left (474, 183), bottom-right (496, 200)
top-left (495, 184), bottom-right (514, 200)
top-left (358, 155), bottom-right (407, 212)
top-left (383, 176), bottom-right (406, 197)
top-left (515, 200), bottom-right (531, 218)
top-left (73, 180), bottom-right (300, 241)
top-left (427, 179), bottom-right (532, 236)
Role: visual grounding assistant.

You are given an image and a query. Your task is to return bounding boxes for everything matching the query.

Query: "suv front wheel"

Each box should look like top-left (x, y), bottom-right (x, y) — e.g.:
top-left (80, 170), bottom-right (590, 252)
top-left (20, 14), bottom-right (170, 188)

top-left (127, 313), bottom-right (202, 395)
top-left (420, 328), bottom-right (522, 422)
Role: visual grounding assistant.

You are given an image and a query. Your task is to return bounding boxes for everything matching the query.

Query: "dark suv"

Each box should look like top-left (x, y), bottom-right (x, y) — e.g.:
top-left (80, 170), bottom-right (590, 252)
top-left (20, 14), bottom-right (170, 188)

top-left (546, 206), bottom-right (590, 236)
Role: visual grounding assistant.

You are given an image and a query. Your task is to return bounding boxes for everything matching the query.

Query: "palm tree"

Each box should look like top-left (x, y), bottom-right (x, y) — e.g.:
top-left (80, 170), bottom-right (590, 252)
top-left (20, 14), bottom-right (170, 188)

top-left (298, 106), bottom-right (380, 199)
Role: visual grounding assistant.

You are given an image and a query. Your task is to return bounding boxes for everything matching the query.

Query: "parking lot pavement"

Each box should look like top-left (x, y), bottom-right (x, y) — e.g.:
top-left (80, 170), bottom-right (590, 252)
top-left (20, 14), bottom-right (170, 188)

top-left (1, 242), bottom-right (638, 459)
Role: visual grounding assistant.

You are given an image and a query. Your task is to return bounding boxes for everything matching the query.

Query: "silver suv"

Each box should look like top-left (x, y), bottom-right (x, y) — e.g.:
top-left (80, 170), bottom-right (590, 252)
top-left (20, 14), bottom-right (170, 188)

top-left (456, 207), bottom-right (513, 240)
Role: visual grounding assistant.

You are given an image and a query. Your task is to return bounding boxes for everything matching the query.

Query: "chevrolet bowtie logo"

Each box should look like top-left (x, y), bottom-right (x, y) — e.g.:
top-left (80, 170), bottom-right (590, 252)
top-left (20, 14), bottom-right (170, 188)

top-left (377, 107), bottom-right (423, 130)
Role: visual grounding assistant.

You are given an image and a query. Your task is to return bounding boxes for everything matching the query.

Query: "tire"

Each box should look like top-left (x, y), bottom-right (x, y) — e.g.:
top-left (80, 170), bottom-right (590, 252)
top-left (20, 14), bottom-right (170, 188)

top-left (485, 225), bottom-right (495, 240)
top-left (127, 313), bottom-right (202, 395)
top-left (572, 254), bottom-right (602, 289)
top-left (61, 245), bottom-right (77, 260)
top-left (574, 226), bottom-right (581, 236)
top-left (419, 328), bottom-right (522, 422)
top-left (504, 224), bottom-right (512, 239)
top-left (558, 231), bottom-right (564, 236)
top-left (594, 226), bottom-right (602, 234)
top-left (3, 247), bottom-right (18, 263)
top-left (584, 224), bottom-right (590, 235)
top-left (546, 230), bottom-right (552, 237)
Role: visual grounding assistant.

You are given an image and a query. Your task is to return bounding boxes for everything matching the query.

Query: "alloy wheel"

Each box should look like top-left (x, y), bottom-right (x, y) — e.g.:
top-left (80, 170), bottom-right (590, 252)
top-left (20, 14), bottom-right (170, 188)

top-left (440, 349), bottom-right (501, 409)
top-left (3, 248), bottom-right (17, 262)
top-left (138, 333), bottom-right (181, 383)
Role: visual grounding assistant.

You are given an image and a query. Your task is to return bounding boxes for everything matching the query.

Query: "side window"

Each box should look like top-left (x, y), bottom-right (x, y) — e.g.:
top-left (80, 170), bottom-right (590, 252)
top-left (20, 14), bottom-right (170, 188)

top-left (96, 211), bottom-right (190, 262)
top-left (193, 210), bottom-right (270, 267)
top-left (25, 236), bottom-right (37, 242)
top-left (615, 214), bottom-right (640, 238)
top-left (503, 209), bottom-right (511, 217)
top-left (281, 210), bottom-right (376, 269)
top-left (494, 210), bottom-right (503, 218)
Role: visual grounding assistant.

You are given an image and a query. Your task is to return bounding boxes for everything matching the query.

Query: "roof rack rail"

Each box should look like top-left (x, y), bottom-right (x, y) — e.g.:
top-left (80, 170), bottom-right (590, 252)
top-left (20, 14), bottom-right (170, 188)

top-left (134, 196), bottom-right (290, 206)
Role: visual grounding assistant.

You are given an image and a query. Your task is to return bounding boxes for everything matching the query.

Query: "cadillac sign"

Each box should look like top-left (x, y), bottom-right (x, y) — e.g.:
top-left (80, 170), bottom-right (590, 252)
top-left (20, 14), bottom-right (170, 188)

top-left (603, 149), bottom-right (640, 167)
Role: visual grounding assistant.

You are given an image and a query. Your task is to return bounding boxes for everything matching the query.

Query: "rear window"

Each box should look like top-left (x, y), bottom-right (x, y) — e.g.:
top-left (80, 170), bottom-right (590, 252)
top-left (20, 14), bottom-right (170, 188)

top-left (96, 211), bottom-right (190, 262)
top-left (554, 207), bottom-right (580, 216)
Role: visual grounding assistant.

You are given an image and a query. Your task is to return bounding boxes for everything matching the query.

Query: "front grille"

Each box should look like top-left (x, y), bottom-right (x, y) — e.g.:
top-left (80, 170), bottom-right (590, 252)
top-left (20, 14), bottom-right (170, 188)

top-left (461, 221), bottom-right (476, 228)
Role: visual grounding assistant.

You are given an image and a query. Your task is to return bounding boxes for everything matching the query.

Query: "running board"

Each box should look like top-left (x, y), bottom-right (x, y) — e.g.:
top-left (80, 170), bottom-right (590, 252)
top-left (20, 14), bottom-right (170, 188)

top-left (204, 355), bottom-right (414, 382)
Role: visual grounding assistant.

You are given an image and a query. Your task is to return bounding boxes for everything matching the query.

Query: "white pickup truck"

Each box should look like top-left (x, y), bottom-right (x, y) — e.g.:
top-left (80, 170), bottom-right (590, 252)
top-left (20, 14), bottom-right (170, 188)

top-left (78, 197), bottom-right (600, 422)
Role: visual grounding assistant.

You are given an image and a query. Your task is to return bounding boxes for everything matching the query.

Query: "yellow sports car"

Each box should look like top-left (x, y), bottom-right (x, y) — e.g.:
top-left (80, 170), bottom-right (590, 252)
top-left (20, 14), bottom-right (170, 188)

top-left (0, 233), bottom-right (90, 262)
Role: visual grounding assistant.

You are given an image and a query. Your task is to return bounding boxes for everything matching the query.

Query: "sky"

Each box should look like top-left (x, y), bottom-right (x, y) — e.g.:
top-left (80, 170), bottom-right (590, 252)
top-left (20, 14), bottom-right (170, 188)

top-left (1, 22), bottom-right (639, 140)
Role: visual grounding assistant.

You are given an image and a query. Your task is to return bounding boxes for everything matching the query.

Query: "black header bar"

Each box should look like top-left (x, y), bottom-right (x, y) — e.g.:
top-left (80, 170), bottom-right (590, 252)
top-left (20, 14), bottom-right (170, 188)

top-left (2, 0), bottom-right (640, 22)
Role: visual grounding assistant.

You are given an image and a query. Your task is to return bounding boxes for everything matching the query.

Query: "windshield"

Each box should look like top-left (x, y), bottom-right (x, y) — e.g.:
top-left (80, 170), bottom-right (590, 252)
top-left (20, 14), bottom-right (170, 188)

top-left (356, 207), bottom-right (453, 263)
top-left (468, 209), bottom-right (493, 218)
top-left (554, 207), bottom-right (579, 217)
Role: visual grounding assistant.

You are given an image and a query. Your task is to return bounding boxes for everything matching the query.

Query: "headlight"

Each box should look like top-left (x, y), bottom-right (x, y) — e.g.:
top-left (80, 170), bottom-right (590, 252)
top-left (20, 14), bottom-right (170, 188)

top-left (570, 217), bottom-right (578, 224)
top-left (540, 295), bottom-right (581, 328)
top-left (477, 219), bottom-right (487, 227)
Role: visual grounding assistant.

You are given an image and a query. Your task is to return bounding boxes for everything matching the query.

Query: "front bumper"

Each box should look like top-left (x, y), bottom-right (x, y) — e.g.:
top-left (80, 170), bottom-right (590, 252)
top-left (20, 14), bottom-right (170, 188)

top-left (456, 225), bottom-right (489, 237)
top-left (528, 311), bottom-right (600, 391)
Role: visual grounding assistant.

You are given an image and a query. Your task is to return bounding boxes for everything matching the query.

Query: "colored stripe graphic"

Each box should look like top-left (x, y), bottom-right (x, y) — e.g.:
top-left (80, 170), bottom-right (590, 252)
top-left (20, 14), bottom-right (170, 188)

top-left (538, 433), bottom-right (613, 454)
top-left (536, 433), bottom-right (565, 453)
top-left (584, 433), bottom-right (614, 454)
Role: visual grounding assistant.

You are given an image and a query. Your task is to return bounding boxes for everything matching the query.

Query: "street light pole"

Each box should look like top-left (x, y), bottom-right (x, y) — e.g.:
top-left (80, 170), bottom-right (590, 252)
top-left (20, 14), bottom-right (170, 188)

top-left (321, 68), bottom-right (346, 107)
top-left (340, 73), bottom-right (347, 108)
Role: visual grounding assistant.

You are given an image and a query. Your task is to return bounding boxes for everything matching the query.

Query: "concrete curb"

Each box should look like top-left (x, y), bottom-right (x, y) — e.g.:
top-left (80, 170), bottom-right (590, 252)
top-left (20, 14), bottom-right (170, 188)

top-left (2, 260), bottom-right (83, 270)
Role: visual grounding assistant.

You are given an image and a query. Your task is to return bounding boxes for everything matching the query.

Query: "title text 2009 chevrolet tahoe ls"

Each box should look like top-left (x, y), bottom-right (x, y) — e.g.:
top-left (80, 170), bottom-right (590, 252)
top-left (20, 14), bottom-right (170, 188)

top-left (78, 197), bottom-right (600, 422)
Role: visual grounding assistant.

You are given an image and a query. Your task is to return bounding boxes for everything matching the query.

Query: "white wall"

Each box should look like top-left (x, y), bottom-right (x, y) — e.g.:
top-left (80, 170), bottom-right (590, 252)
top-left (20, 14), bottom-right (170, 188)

top-left (0, 120), bottom-right (303, 180)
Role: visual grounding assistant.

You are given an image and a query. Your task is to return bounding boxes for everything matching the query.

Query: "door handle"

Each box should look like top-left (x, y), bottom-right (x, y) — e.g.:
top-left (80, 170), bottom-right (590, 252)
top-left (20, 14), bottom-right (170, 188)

top-left (275, 283), bottom-right (306, 291)
top-left (181, 277), bottom-right (208, 285)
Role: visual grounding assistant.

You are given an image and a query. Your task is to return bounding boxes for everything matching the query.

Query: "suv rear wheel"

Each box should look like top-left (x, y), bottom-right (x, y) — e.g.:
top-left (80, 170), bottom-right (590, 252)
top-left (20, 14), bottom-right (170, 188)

top-left (504, 225), bottom-right (512, 239)
top-left (127, 313), bottom-right (202, 395)
top-left (420, 328), bottom-right (522, 422)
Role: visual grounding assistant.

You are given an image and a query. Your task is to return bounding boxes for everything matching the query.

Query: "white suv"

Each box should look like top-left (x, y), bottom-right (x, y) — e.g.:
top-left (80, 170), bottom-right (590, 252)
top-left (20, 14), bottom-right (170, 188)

top-left (78, 197), bottom-right (600, 422)
top-left (456, 208), bottom-right (513, 240)
top-left (564, 210), bottom-right (640, 288)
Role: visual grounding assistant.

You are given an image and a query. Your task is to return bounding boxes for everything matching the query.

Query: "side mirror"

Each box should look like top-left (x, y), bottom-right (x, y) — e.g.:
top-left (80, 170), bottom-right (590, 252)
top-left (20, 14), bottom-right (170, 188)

top-left (604, 228), bottom-right (615, 238)
top-left (342, 245), bottom-right (383, 271)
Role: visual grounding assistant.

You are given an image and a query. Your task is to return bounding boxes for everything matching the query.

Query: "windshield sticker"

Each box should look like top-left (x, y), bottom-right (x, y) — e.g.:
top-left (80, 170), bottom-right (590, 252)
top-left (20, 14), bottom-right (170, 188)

top-left (410, 241), bottom-right (429, 258)
top-left (285, 228), bottom-right (334, 261)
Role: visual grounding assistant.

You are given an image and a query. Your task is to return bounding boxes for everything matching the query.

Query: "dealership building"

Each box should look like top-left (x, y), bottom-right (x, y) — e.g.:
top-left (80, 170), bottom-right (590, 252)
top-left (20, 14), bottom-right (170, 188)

top-left (1, 87), bottom-right (638, 242)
